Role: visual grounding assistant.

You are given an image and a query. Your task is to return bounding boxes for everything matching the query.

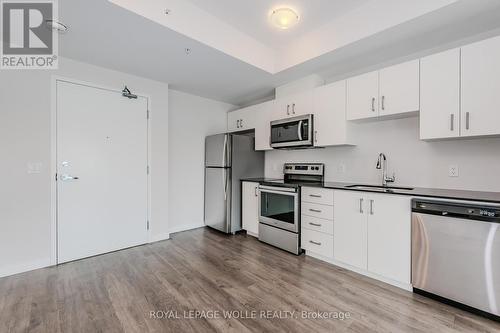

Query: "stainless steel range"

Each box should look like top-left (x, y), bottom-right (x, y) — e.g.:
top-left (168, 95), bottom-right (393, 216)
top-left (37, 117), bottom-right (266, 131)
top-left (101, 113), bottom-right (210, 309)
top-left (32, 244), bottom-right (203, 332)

top-left (258, 163), bottom-right (324, 255)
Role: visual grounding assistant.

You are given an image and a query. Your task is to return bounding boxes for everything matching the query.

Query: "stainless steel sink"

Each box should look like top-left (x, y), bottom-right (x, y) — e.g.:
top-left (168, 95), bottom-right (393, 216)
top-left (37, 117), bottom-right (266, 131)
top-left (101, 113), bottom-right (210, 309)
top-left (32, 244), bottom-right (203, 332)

top-left (344, 184), bottom-right (415, 192)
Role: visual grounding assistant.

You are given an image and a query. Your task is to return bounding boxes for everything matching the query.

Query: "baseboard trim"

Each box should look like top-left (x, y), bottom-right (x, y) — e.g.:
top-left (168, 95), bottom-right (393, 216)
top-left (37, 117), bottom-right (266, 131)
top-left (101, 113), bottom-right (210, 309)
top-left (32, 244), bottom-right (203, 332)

top-left (169, 223), bottom-right (205, 234)
top-left (150, 232), bottom-right (171, 243)
top-left (0, 258), bottom-right (52, 279)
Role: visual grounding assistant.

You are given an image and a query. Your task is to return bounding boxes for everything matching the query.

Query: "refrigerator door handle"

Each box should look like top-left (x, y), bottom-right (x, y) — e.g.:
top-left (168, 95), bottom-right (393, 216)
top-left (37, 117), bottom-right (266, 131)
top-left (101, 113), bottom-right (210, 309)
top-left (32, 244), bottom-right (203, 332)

top-left (222, 135), bottom-right (227, 167)
top-left (223, 169), bottom-right (227, 201)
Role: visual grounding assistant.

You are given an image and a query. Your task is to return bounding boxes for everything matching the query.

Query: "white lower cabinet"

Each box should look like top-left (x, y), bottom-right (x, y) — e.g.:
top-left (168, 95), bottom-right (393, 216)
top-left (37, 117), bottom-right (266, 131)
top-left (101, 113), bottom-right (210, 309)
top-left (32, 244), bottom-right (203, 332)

top-left (302, 228), bottom-right (334, 258)
top-left (333, 190), bottom-right (411, 287)
top-left (242, 182), bottom-right (259, 237)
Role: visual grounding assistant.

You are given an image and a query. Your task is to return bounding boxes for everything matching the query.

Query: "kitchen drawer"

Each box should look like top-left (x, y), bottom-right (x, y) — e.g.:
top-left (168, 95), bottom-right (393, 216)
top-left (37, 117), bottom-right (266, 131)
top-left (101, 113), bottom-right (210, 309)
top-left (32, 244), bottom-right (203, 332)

top-left (302, 202), bottom-right (334, 220)
top-left (302, 187), bottom-right (334, 206)
top-left (302, 228), bottom-right (334, 258)
top-left (302, 215), bottom-right (334, 235)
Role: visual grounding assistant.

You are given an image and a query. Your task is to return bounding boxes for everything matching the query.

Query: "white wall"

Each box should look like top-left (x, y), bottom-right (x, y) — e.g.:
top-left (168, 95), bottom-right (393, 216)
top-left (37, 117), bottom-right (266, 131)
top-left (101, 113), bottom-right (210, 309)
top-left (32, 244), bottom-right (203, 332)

top-left (0, 57), bottom-right (170, 277)
top-left (168, 90), bottom-right (233, 234)
top-left (265, 117), bottom-right (500, 192)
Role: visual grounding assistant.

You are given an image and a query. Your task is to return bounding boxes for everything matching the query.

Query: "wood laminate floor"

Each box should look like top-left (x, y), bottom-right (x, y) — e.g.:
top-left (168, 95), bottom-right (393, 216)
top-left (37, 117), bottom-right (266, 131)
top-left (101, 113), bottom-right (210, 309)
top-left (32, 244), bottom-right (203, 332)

top-left (1, 227), bottom-right (499, 333)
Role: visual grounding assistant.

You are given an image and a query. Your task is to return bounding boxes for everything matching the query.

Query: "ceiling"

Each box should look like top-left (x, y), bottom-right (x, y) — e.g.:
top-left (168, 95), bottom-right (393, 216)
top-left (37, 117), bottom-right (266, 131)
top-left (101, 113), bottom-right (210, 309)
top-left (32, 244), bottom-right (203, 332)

top-left (184, 0), bottom-right (369, 47)
top-left (58, 0), bottom-right (500, 106)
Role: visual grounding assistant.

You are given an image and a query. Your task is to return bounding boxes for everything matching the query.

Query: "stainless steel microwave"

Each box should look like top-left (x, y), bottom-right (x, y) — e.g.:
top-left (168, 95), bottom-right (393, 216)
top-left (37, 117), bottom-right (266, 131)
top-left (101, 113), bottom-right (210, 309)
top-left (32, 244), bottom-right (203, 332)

top-left (270, 114), bottom-right (313, 149)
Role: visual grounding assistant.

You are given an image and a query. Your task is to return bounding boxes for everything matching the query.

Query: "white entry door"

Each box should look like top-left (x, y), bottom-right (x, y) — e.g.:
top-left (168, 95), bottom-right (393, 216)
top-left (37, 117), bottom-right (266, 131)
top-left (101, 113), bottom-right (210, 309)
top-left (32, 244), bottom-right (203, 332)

top-left (56, 80), bottom-right (148, 264)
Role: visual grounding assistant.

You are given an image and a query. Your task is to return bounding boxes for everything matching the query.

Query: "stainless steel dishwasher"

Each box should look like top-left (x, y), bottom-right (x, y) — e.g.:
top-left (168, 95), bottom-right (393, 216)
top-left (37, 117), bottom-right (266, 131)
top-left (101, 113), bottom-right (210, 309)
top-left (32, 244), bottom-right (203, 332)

top-left (412, 199), bottom-right (500, 319)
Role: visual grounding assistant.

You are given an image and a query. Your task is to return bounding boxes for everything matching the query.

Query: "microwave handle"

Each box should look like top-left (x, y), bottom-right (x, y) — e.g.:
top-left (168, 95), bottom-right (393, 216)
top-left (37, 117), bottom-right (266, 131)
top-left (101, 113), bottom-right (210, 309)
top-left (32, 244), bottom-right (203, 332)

top-left (297, 120), bottom-right (303, 141)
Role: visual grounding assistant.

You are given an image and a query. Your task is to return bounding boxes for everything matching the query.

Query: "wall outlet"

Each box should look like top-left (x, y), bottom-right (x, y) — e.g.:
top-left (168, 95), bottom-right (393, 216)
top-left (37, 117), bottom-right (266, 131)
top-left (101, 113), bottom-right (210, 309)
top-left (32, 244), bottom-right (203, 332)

top-left (449, 165), bottom-right (459, 177)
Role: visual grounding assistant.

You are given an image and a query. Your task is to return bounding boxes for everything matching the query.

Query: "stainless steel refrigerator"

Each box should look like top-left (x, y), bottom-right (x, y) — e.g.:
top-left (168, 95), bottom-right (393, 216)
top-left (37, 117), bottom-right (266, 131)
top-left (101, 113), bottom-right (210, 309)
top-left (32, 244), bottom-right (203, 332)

top-left (204, 133), bottom-right (264, 234)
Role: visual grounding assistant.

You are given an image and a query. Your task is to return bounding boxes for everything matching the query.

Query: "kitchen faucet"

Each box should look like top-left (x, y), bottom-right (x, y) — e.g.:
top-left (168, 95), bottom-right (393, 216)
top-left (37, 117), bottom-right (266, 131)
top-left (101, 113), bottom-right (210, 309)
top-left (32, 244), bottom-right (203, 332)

top-left (376, 153), bottom-right (395, 187)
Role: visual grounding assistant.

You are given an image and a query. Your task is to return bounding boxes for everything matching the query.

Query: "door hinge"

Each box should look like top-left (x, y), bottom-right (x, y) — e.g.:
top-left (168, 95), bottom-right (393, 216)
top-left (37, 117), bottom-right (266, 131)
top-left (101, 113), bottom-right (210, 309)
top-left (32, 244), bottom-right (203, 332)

top-left (147, 220), bottom-right (150, 230)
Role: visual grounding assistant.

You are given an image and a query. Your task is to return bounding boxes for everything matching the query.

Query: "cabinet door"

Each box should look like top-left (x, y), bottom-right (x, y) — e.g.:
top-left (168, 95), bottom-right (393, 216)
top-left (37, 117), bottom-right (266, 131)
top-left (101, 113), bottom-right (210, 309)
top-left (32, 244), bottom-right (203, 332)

top-left (313, 81), bottom-right (351, 146)
top-left (242, 182), bottom-right (259, 236)
top-left (346, 71), bottom-right (379, 120)
top-left (379, 60), bottom-right (420, 117)
top-left (420, 49), bottom-right (460, 140)
top-left (255, 101), bottom-right (273, 151)
top-left (366, 193), bottom-right (411, 284)
top-left (461, 35), bottom-right (500, 137)
top-left (275, 90), bottom-right (313, 118)
top-left (333, 191), bottom-right (368, 270)
top-left (227, 106), bottom-right (257, 133)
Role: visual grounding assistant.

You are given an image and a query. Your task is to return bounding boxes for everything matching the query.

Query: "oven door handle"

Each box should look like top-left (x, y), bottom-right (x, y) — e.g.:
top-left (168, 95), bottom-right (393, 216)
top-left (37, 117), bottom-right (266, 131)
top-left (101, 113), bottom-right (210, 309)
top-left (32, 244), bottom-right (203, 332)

top-left (297, 120), bottom-right (303, 141)
top-left (258, 188), bottom-right (298, 197)
top-left (258, 186), bottom-right (298, 194)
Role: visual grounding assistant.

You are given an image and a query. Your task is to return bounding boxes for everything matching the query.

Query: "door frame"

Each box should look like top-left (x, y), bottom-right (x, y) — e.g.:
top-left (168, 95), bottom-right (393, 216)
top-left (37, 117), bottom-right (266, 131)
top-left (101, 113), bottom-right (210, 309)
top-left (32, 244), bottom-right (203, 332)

top-left (50, 76), bottom-right (152, 265)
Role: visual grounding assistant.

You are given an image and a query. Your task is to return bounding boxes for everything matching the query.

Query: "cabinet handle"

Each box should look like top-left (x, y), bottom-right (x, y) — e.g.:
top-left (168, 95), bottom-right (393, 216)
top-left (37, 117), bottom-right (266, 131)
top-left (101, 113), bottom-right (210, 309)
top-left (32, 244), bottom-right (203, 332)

top-left (236, 119), bottom-right (240, 128)
top-left (240, 119), bottom-right (243, 128)
top-left (292, 103), bottom-right (296, 114)
top-left (255, 187), bottom-right (258, 197)
top-left (309, 222), bottom-right (322, 227)
top-left (309, 194), bottom-right (322, 198)
top-left (359, 198), bottom-right (364, 214)
top-left (314, 130), bottom-right (318, 143)
top-left (370, 199), bottom-right (374, 215)
top-left (287, 105), bottom-right (290, 115)
top-left (309, 209), bottom-right (322, 213)
top-left (466, 112), bottom-right (470, 130)
top-left (450, 114), bottom-right (454, 131)
top-left (309, 240), bottom-right (322, 246)
top-left (381, 96), bottom-right (385, 111)
top-left (371, 97), bottom-right (376, 112)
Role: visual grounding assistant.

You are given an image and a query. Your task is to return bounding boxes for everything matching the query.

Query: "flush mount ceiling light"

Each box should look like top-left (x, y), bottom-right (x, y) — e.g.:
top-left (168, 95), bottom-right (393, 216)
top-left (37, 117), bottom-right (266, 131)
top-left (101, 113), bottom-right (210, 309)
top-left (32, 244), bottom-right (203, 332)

top-left (45, 20), bottom-right (68, 33)
top-left (270, 8), bottom-right (299, 30)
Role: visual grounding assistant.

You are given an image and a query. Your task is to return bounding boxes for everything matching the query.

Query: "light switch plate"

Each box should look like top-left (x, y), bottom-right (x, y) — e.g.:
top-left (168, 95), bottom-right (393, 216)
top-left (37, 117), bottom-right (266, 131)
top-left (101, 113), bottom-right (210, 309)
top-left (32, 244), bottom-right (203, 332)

top-left (449, 165), bottom-right (459, 177)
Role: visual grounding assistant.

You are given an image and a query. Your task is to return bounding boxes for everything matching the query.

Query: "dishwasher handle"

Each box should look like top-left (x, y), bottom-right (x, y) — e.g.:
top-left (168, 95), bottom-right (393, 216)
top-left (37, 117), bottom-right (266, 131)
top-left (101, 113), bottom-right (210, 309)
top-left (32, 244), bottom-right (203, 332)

top-left (412, 199), bottom-right (500, 223)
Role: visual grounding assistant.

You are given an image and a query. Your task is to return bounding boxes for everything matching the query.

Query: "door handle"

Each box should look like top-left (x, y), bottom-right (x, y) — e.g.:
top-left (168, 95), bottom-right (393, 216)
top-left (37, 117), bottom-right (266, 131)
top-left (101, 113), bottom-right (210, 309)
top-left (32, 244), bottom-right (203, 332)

top-left (255, 186), bottom-right (258, 197)
top-left (370, 199), bottom-right (374, 215)
top-left (287, 105), bottom-right (290, 115)
top-left (292, 103), bottom-right (296, 114)
top-left (466, 112), bottom-right (470, 130)
top-left (381, 96), bottom-right (385, 111)
top-left (309, 222), bottom-right (322, 227)
top-left (359, 198), bottom-right (364, 214)
top-left (60, 174), bottom-right (79, 181)
top-left (236, 119), bottom-right (240, 128)
top-left (297, 120), bottom-right (303, 141)
top-left (371, 97), bottom-right (376, 112)
top-left (240, 119), bottom-right (243, 128)
top-left (309, 240), bottom-right (322, 246)
top-left (450, 114), bottom-right (454, 131)
top-left (314, 130), bottom-right (318, 143)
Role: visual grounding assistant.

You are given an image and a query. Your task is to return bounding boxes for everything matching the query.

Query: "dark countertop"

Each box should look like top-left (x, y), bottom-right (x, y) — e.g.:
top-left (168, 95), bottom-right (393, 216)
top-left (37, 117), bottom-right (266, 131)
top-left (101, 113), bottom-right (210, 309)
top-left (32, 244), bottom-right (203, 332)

top-left (241, 178), bottom-right (500, 204)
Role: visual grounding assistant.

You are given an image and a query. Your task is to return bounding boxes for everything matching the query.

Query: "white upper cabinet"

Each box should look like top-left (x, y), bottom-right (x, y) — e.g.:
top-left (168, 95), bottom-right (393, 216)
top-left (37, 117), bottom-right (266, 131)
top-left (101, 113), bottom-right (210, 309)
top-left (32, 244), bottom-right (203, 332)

top-left (227, 105), bottom-right (258, 133)
top-left (313, 81), bottom-right (354, 147)
top-left (461, 35), bottom-right (500, 138)
top-left (347, 60), bottom-right (420, 121)
top-left (420, 48), bottom-right (460, 140)
top-left (254, 100), bottom-right (274, 151)
top-left (274, 90), bottom-right (314, 119)
top-left (379, 59), bottom-right (420, 117)
top-left (346, 70), bottom-right (379, 120)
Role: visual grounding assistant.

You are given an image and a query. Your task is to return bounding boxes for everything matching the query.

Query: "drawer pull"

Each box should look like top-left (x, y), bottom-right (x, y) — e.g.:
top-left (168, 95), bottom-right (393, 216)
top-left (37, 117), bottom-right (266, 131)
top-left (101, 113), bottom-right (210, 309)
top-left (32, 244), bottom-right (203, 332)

top-left (309, 209), bottom-right (322, 213)
top-left (309, 222), bottom-right (322, 227)
top-left (309, 194), bottom-right (322, 198)
top-left (309, 240), bottom-right (322, 246)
